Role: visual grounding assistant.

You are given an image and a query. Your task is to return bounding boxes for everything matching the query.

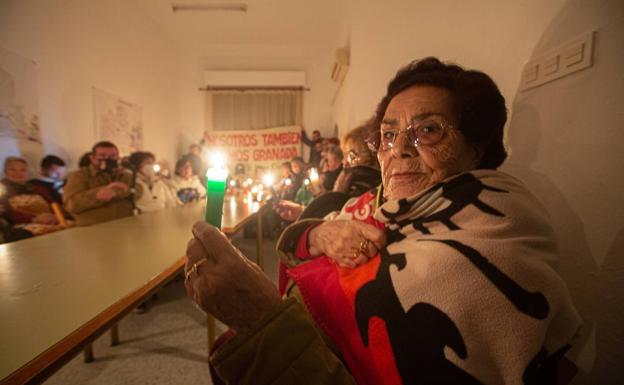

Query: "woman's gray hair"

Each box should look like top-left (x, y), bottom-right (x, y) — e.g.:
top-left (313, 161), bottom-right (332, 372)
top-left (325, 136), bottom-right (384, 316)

top-left (325, 144), bottom-right (344, 160)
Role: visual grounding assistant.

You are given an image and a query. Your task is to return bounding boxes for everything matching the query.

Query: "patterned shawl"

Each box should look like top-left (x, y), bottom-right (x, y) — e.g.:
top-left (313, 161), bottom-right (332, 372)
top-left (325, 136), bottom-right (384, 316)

top-left (286, 170), bottom-right (581, 385)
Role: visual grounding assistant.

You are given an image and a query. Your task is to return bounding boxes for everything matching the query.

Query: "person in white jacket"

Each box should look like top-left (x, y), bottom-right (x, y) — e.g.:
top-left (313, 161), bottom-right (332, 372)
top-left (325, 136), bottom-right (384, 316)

top-left (129, 152), bottom-right (178, 213)
top-left (167, 156), bottom-right (206, 204)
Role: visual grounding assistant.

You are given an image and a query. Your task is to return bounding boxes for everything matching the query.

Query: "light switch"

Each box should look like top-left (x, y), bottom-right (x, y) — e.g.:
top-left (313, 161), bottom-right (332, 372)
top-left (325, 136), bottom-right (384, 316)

top-left (520, 30), bottom-right (595, 92)
top-left (563, 44), bottom-right (584, 66)
top-left (542, 55), bottom-right (560, 76)
top-left (520, 62), bottom-right (539, 89)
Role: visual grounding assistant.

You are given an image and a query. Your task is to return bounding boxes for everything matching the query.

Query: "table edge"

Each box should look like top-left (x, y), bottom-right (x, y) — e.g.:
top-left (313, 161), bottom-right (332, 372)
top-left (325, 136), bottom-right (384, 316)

top-left (0, 256), bottom-right (186, 385)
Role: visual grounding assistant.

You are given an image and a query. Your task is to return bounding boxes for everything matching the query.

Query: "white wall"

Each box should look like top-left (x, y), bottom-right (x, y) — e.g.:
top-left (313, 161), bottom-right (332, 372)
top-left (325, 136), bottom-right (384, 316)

top-left (0, 0), bottom-right (180, 172)
top-left (334, 0), bottom-right (568, 131)
top-left (335, 0), bottom-right (624, 382)
top-left (502, 0), bottom-right (624, 382)
top-left (176, 43), bottom-right (340, 160)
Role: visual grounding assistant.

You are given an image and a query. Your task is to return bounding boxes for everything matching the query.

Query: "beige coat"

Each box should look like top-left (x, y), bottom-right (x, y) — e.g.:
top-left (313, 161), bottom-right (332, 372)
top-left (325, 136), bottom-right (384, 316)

top-left (63, 165), bottom-right (140, 226)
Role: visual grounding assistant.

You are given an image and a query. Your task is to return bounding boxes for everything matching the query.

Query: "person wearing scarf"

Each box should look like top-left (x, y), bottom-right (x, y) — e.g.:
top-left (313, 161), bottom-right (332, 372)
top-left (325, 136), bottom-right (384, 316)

top-left (183, 57), bottom-right (581, 385)
top-left (1, 156), bottom-right (60, 242)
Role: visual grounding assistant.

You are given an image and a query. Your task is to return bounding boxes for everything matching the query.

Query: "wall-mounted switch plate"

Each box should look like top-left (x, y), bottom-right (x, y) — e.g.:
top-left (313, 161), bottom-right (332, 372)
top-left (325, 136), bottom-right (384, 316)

top-left (520, 30), bottom-right (595, 91)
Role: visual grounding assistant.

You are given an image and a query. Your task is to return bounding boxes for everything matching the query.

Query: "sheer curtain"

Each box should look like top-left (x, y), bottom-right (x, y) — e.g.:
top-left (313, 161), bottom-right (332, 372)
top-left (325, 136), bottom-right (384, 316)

top-left (209, 90), bottom-right (303, 131)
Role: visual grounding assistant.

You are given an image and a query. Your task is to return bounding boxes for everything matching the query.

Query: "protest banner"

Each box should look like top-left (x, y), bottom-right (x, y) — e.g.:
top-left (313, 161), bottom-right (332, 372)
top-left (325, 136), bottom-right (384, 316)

top-left (203, 125), bottom-right (302, 176)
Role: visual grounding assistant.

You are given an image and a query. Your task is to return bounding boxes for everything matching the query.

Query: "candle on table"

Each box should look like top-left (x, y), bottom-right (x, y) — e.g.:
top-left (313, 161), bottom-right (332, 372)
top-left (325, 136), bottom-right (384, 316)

top-left (205, 152), bottom-right (228, 228)
top-left (308, 167), bottom-right (321, 195)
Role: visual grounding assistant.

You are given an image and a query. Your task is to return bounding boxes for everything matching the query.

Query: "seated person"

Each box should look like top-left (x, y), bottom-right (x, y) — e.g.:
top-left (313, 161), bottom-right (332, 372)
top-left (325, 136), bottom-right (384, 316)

top-left (281, 157), bottom-right (306, 201)
top-left (29, 154), bottom-right (66, 204)
top-left (274, 121), bottom-right (382, 222)
top-left (63, 141), bottom-right (138, 226)
top-left (1, 157), bottom-right (61, 242)
top-left (332, 119), bottom-right (382, 197)
top-left (320, 145), bottom-right (344, 193)
top-left (167, 156), bottom-right (206, 204)
top-left (187, 143), bottom-right (205, 181)
top-left (129, 151), bottom-right (178, 213)
top-left (183, 57), bottom-right (581, 385)
top-left (275, 161), bottom-right (293, 197)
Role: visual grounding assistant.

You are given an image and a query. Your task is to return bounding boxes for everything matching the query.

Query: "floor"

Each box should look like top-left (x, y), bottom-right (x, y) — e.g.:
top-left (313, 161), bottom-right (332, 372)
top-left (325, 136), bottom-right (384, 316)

top-left (44, 231), bottom-right (279, 385)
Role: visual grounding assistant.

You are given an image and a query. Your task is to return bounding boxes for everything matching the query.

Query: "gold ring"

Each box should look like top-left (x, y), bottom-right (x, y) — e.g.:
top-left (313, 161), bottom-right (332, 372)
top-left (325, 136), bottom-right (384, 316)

top-left (185, 258), bottom-right (207, 281)
top-left (358, 239), bottom-right (370, 255)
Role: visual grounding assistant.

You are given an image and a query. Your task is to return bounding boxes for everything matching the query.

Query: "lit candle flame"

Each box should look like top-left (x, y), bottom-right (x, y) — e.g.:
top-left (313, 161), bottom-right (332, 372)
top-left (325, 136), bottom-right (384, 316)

top-left (262, 173), bottom-right (274, 187)
top-left (309, 168), bottom-right (319, 182)
top-left (208, 151), bottom-right (226, 170)
top-left (153, 164), bottom-right (161, 173)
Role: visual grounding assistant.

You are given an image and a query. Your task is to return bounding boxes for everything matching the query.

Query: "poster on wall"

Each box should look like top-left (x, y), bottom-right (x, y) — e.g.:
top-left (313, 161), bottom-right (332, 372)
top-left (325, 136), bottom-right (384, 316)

top-left (0, 47), bottom-right (42, 173)
top-left (92, 87), bottom-right (143, 155)
top-left (203, 125), bottom-right (302, 176)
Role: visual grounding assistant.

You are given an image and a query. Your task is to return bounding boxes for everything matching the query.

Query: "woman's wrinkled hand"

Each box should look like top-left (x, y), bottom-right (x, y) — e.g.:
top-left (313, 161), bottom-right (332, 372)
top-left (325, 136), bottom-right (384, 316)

top-left (274, 200), bottom-right (304, 222)
top-left (184, 221), bottom-right (281, 334)
top-left (308, 220), bottom-right (386, 268)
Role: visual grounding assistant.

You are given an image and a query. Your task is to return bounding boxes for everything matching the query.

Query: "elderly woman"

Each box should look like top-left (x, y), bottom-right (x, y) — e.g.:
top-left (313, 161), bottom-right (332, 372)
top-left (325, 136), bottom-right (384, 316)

top-left (333, 118), bottom-right (381, 197)
top-left (184, 57), bottom-right (581, 385)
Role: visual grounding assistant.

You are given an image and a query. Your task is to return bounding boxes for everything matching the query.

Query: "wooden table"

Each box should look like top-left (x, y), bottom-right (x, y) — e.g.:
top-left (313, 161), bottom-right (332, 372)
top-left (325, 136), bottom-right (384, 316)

top-left (0, 199), bottom-right (263, 385)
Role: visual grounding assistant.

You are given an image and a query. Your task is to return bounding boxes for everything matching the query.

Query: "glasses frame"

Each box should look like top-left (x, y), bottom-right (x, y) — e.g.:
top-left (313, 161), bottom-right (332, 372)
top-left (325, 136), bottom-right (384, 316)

top-left (365, 118), bottom-right (453, 153)
top-left (346, 150), bottom-right (360, 165)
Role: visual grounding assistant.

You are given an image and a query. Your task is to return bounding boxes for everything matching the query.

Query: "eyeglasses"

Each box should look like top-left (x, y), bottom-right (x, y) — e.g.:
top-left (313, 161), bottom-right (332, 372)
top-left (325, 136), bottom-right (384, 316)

top-left (365, 118), bottom-right (451, 152)
top-left (346, 150), bottom-right (360, 165)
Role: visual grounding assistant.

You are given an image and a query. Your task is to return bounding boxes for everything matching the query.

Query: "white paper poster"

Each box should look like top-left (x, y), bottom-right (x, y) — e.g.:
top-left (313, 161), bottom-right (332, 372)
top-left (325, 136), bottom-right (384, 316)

top-left (92, 87), bottom-right (143, 155)
top-left (0, 47), bottom-right (42, 172)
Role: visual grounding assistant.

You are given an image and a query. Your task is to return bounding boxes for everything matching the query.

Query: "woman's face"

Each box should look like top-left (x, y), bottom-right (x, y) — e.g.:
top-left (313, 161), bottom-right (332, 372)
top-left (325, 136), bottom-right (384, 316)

top-left (378, 86), bottom-right (479, 201)
top-left (281, 165), bottom-right (291, 177)
top-left (291, 161), bottom-right (303, 175)
top-left (326, 153), bottom-right (342, 171)
top-left (5, 161), bottom-right (28, 183)
top-left (180, 161), bottom-right (194, 179)
top-left (140, 158), bottom-right (156, 176)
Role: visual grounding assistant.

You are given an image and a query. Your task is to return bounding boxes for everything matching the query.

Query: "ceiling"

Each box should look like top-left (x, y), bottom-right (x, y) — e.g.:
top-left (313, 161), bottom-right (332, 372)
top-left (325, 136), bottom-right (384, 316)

top-left (134, 0), bottom-right (348, 54)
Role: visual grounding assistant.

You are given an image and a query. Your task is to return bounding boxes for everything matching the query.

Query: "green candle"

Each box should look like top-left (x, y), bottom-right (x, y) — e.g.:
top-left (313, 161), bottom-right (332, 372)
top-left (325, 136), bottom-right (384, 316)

top-left (205, 166), bottom-right (228, 228)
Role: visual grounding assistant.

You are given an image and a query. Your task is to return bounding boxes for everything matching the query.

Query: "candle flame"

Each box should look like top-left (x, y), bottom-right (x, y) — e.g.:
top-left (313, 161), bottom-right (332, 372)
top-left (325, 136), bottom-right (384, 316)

top-left (309, 168), bottom-right (319, 182)
top-left (208, 151), bottom-right (226, 170)
top-left (262, 173), bottom-right (274, 187)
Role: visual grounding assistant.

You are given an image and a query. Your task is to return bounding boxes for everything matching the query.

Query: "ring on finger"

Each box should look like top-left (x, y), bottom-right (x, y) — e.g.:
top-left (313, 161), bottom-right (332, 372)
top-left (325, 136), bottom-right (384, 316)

top-left (358, 239), bottom-right (370, 255)
top-left (185, 258), bottom-right (207, 281)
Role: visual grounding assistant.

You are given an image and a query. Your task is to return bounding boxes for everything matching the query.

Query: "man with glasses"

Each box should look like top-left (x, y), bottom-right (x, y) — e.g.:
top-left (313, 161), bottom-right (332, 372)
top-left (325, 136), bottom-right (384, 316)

top-left (63, 141), bottom-right (139, 226)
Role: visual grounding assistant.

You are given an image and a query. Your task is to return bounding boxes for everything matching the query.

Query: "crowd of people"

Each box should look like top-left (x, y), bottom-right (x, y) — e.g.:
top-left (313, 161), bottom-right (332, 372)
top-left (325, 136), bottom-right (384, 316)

top-left (0, 141), bottom-right (209, 243)
top-left (270, 123), bottom-right (381, 227)
top-left (0, 126), bottom-right (355, 244)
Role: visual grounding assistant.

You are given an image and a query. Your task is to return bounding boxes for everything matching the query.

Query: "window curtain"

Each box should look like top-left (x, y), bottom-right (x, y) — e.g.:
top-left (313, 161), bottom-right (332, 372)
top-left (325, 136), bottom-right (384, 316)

top-left (210, 91), bottom-right (303, 131)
